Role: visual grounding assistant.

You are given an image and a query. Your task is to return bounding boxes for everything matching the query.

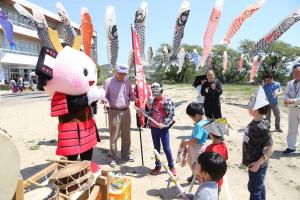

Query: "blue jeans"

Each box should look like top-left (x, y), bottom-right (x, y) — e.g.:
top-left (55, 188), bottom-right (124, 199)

top-left (248, 162), bottom-right (268, 200)
top-left (151, 127), bottom-right (174, 168)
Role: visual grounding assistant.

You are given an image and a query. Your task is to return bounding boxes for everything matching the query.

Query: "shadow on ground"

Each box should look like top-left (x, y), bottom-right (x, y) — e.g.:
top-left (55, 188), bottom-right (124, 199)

top-left (93, 146), bottom-right (111, 165)
top-left (21, 162), bottom-right (53, 180)
top-left (117, 165), bottom-right (152, 179)
top-left (225, 102), bottom-right (248, 109)
top-left (237, 128), bottom-right (245, 133)
top-left (38, 139), bottom-right (57, 146)
top-left (98, 128), bottom-right (109, 133)
top-left (176, 135), bottom-right (191, 141)
top-left (174, 100), bottom-right (188, 108)
top-left (270, 150), bottom-right (300, 160)
top-left (172, 126), bottom-right (193, 131)
top-left (24, 95), bottom-right (50, 99)
top-left (146, 185), bottom-right (181, 199)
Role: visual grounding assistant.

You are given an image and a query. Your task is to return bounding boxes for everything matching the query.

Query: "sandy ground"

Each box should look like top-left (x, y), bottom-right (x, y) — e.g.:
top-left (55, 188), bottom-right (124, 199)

top-left (1, 85), bottom-right (300, 200)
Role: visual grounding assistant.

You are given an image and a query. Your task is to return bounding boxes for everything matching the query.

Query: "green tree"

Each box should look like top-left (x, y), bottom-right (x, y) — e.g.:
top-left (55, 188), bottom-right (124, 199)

top-left (257, 41), bottom-right (300, 84)
top-left (211, 44), bottom-right (243, 83)
top-left (97, 64), bottom-right (110, 85)
top-left (151, 43), bottom-right (203, 84)
top-left (150, 40), bottom-right (300, 85)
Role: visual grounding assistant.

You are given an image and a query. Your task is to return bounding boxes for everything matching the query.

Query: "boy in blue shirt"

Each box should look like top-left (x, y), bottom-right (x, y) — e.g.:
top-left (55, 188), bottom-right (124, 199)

top-left (180, 102), bottom-right (209, 182)
top-left (263, 74), bottom-right (283, 132)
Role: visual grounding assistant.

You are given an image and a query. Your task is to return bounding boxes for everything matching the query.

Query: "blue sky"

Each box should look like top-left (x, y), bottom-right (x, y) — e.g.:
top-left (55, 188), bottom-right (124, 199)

top-left (29, 0), bottom-right (300, 65)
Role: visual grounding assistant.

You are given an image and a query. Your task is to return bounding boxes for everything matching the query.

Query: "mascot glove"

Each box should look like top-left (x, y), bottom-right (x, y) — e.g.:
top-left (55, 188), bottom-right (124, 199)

top-left (87, 87), bottom-right (106, 105)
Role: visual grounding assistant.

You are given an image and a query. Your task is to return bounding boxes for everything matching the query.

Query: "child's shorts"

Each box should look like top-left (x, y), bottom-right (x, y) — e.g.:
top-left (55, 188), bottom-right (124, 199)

top-left (187, 143), bottom-right (207, 171)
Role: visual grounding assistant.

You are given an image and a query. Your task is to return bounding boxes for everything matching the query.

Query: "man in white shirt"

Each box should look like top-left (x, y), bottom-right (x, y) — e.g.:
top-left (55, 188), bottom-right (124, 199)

top-left (283, 64), bottom-right (300, 154)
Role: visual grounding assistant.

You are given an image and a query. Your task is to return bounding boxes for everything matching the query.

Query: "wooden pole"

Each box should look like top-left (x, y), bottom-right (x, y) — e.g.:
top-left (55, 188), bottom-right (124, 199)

top-left (23, 163), bottom-right (59, 188)
top-left (45, 159), bottom-right (79, 164)
top-left (131, 25), bottom-right (144, 166)
top-left (13, 177), bottom-right (24, 200)
top-left (88, 185), bottom-right (100, 200)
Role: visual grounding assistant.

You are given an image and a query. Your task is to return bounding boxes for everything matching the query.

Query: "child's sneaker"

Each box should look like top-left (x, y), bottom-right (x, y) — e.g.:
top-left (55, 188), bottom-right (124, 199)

top-left (150, 166), bottom-right (161, 175)
top-left (170, 167), bottom-right (176, 176)
top-left (109, 160), bottom-right (117, 167)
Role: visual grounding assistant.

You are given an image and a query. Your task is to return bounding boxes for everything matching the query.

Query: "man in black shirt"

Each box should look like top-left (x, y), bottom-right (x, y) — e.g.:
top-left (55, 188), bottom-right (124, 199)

top-left (201, 70), bottom-right (223, 119)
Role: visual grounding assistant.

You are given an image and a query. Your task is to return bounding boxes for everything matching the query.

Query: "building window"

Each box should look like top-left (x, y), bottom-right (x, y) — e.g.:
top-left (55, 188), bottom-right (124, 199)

top-left (2, 64), bottom-right (34, 82)
top-left (2, 8), bottom-right (35, 30)
top-left (9, 68), bottom-right (20, 80)
top-left (1, 37), bottom-right (40, 55)
top-left (4, 68), bottom-right (9, 81)
top-left (24, 69), bottom-right (29, 81)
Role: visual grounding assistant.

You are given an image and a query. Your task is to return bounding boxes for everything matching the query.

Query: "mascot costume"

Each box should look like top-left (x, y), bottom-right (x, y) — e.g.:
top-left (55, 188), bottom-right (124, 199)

top-left (15, 3), bottom-right (105, 161)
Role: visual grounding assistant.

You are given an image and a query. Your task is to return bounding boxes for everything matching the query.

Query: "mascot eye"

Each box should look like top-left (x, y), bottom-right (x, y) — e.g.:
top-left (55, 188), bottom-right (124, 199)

top-left (83, 68), bottom-right (88, 76)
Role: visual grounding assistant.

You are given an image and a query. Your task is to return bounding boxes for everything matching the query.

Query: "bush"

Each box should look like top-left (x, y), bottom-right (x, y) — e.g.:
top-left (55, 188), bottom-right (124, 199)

top-left (0, 84), bottom-right (10, 90)
top-left (97, 65), bottom-right (111, 86)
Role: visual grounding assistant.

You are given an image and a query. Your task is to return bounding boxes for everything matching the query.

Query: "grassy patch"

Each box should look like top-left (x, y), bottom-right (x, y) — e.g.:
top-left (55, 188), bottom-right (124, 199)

top-left (238, 163), bottom-right (247, 171)
top-left (160, 84), bottom-right (290, 113)
top-left (287, 164), bottom-right (297, 169)
top-left (223, 84), bottom-right (257, 98)
top-left (29, 144), bottom-right (40, 150)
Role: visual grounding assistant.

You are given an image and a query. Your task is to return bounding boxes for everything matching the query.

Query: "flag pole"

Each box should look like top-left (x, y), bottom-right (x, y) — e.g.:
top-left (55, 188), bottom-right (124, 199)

top-left (131, 24), bottom-right (144, 166)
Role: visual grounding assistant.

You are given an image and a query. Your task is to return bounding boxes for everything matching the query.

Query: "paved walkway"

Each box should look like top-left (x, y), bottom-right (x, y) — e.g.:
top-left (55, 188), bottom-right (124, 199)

top-left (0, 91), bottom-right (49, 106)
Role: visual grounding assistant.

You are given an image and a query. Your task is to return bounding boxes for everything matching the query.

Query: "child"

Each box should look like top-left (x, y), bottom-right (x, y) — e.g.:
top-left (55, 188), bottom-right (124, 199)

top-left (185, 151), bottom-right (227, 200)
top-left (147, 83), bottom-right (176, 176)
top-left (204, 118), bottom-right (228, 192)
top-left (180, 102), bottom-right (209, 182)
top-left (243, 86), bottom-right (273, 200)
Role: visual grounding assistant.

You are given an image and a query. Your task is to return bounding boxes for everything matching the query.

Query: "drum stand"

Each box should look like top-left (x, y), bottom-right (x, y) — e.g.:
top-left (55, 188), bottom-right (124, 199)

top-left (13, 160), bottom-right (111, 200)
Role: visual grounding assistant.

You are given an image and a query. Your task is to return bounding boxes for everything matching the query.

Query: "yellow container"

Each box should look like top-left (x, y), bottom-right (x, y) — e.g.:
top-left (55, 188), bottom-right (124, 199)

top-left (108, 181), bottom-right (131, 200)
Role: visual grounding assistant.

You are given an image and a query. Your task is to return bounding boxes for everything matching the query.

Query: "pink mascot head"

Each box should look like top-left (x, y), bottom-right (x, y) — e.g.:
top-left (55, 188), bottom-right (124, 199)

top-left (42, 46), bottom-right (97, 96)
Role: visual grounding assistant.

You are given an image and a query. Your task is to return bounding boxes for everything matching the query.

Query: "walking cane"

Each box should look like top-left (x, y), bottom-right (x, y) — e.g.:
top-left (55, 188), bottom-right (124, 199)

top-left (104, 107), bottom-right (108, 128)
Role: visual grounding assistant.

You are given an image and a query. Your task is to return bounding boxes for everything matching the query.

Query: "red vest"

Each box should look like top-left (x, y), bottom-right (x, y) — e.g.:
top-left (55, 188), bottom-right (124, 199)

top-left (51, 92), bottom-right (98, 156)
top-left (150, 96), bottom-right (167, 128)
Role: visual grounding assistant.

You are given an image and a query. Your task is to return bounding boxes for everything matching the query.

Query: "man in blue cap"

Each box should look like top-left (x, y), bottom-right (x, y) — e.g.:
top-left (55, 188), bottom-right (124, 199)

top-left (103, 64), bottom-right (136, 167)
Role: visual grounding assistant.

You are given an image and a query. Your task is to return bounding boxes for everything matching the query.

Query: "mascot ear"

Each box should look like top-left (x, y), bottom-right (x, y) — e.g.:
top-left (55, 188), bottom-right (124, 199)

top-left (72, 35), bottom-right (81, 50)
top-left (35, 46), bottom-right (57, 90)
top-left (48, 27), bottom-right (64, 52)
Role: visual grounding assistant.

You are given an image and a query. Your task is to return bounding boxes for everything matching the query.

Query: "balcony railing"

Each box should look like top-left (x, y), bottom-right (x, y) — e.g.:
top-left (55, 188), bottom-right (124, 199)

top-left (0, 48), bottom-right (39, 57)
top-left (11, 20), bottom-right (36, 31)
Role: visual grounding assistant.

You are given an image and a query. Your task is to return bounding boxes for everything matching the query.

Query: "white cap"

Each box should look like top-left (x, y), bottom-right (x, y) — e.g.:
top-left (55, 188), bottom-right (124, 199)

top-left (151, 82), bottom-right (163, 96)
top-left (249, 86), bottom-right (269, 110)
top-left (203, 118), bottom-right (229, 137)
top-left (116, 64), bottom-right (129, 74)
top-left (151, 82), bottom-right (162, 91)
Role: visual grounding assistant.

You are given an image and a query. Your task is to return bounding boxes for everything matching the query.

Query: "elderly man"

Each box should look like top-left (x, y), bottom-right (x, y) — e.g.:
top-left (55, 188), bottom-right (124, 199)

top-left (103, 64), bottom-right (136, 166)
top-left (263, 74), bottom-right (283, 132)
top-left (283, 64), bottom-right (300, 154)
top-left (201, 70), bottom-right (223, 119)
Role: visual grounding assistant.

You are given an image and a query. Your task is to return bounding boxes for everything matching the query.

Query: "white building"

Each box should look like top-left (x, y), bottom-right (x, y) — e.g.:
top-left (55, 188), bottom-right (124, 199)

top-left (0, 0), bottom-right (98, 84)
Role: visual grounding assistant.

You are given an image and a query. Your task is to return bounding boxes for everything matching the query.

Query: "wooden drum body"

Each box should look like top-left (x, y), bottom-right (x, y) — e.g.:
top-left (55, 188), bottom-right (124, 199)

top-left (50, 161), bottom-right (94, 195)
